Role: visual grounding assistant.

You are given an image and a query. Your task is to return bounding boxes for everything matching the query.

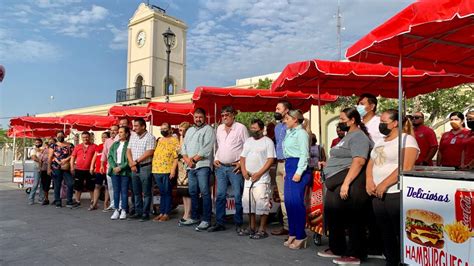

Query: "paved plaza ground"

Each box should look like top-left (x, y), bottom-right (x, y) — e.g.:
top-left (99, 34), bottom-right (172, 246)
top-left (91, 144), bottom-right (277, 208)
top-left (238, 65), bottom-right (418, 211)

top-left (0, 166), bottom-right (385, 265)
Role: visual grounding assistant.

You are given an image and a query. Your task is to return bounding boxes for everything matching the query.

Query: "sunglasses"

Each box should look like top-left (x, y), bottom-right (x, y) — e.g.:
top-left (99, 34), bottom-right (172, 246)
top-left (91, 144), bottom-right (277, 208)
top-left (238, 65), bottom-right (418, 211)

top-left (410, 116), bottom-right (423, 120)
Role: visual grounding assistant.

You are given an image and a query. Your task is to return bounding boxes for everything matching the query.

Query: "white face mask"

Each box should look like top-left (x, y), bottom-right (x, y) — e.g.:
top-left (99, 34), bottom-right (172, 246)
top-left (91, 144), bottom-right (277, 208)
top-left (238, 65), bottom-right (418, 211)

top-left (356, 105), bottom-right (367, 117)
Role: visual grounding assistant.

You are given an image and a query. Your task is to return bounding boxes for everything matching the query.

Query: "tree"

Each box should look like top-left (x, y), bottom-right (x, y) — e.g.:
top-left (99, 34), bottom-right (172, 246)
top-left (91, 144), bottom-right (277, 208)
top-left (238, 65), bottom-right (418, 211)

top-left (322, 84), bottom-right (474, 128)
top-left (256, 78), bottom-right (273, 89)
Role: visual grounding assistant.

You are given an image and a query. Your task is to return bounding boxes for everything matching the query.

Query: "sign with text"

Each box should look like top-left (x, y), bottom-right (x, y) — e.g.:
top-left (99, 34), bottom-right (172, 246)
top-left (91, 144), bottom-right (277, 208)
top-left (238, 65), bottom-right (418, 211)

top-left (402, 175), bottom-right (474, 266)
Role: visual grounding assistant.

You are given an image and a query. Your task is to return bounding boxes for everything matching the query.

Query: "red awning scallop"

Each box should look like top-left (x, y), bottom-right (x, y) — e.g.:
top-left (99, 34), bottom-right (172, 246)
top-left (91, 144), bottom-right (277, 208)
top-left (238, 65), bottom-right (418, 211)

top-left (147, 102), bottom-right (195, 126)
top-left (60, 115), bottom-right (118, 131)
top-left (108, 106), bottom-right (149, 120)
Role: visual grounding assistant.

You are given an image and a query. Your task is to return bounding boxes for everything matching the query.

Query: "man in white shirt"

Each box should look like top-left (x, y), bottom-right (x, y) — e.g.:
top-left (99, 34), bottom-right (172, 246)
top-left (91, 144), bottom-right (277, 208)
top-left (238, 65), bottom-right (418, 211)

top-left (208, 106), bottom-right (249, 233)
top-left (356, 93), bottom-right (384, 144)
top-left (127, 118), bottom-right (156, 222)
top-left (241, 119), bottom-right (275, 239)
top-left (356, 93), bottom-right (385, 259)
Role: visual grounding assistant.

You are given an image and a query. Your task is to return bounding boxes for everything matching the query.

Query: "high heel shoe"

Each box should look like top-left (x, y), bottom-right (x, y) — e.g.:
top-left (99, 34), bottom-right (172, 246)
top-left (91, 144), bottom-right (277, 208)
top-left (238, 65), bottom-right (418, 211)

top-left (289, 238), bottom-right (308, 250)
top-left (283, 236), bottom-right (296, 247)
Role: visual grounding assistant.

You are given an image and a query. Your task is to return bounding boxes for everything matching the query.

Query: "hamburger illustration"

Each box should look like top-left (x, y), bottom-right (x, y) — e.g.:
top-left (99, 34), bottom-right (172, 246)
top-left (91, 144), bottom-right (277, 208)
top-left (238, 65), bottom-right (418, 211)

top-left (405, 209), bottom-right (444, 249)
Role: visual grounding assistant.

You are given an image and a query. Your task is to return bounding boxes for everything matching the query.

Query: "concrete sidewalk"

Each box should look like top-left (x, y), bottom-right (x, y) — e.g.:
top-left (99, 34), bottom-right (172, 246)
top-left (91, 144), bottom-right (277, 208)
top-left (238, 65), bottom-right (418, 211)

top-left (0, 166), bottom-right (385, 265)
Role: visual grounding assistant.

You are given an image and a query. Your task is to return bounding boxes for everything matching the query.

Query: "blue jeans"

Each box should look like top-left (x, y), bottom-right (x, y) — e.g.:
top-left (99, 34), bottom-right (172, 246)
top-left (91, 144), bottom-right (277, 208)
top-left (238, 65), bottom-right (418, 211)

top-left (215, 165), bottom-right (243, 226)
top-left (52, 169), bottom-right (74, 206)
top-left (284, 158), bottom-right (311, 240)
top-left (112, 175), bottom-right (129, 211)
top-left (188, 167), bottom-right (211, 222)
top-left (131, 165), bottom-right (152, 216)
top-left (28, 171), bottom-right (45, 203)
top-left (154, 173), bottom-right (172, 215)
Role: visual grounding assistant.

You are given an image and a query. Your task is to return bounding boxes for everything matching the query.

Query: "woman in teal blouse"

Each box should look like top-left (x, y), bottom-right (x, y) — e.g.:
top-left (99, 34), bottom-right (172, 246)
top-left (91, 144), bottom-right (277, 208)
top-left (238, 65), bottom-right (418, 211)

top-left (282, 109), bottom-right (311, 249)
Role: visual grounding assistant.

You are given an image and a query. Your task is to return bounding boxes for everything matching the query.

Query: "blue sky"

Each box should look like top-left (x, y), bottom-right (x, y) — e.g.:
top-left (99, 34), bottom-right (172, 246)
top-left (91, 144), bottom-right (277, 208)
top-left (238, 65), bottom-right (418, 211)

top-left (0, 0), bottom-right (412, 128)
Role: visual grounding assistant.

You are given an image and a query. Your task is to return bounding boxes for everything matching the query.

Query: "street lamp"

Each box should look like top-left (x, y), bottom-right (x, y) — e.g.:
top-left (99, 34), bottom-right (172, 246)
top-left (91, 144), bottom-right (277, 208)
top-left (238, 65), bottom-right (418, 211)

top-left (162, 27), bottom-right (176, 103)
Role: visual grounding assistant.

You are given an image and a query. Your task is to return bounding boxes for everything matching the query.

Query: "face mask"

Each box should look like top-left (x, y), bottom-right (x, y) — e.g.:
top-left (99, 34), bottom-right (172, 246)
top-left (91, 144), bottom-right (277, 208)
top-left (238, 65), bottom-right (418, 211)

top-left (356, 105), bottom-right (367, 117)
top-left (57, 137), bottom-right (65, 142)
top-left (338, 122), bottom-right (350, 132)
top-left (450, 120), bottom-right (461, 130)
top-left (337, 133), bottom-right (345, 139)
top-left (379, 122), bottom-right (392, 136)
top-left (274, 112), bottom-right (283, 121)
top-left (35, 144), bottom-right (42, 148)
top-left (250, 130), bottom-right (263, 139)
top-left (161, 130), bottom-right (169, 137)
top-left (467, 120), bottom-right (474, 130)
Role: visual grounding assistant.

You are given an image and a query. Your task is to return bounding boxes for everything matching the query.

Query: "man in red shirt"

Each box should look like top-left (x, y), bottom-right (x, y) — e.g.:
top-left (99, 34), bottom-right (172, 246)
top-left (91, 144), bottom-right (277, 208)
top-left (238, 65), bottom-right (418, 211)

top-left (411, 112), bottom-right (438, 166)
top-left (330, 126), bottom-right (345, 148)
top-left (71, 131), bottom-right (97, 208)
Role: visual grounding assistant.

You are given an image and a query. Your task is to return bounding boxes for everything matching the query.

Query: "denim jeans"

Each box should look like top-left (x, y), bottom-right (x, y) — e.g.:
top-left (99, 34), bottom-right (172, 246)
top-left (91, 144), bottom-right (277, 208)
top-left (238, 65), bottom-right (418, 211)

top-left (52, 169), bottom-right (74, 206)
top-left (154, 173), bottom-right (172, 215)
top-left (131, 165), bottom-right (152, 216)
top-left (112, 175), bottom-right (129, 211)
top-left (188, 167), bottom-right (211, 222)
top-left (28, 171), bottom-right (45, 203)
top-left (215, 165), bottom-right (243, 226)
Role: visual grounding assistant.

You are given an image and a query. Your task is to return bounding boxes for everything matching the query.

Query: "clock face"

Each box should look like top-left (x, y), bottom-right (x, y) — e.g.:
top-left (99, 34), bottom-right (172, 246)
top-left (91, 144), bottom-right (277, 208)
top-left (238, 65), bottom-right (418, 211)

top-left (136, 31), bottom-right (146, 47)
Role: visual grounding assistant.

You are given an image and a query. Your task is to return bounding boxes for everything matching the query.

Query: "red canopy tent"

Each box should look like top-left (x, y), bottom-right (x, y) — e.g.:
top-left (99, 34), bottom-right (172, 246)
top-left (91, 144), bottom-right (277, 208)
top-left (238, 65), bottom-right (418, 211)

top-left (108, 106), bottom-right (149, 120)
top-left (10, 116), bottom-right (66, 130)
top-left (60, 114), bottom-right (118, 131)
top-left (147, 102), bottom-right (195, 126)
top-left (192, 86), bottom-right (337, 113)
top-left (271, 59), bottom-right (473, 98)
top-left (346, 0), bottom-right (474, 76)
top-left (8, 126), bottom-right (70, 139)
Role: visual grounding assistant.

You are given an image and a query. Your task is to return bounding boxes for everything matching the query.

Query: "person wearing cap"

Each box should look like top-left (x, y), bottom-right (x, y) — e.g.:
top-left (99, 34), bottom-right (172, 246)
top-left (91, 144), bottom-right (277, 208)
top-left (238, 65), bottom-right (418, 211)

top-left (411, 112), bottom-right (438, 166)
top-left (282, 109), bottom-right (311, 250)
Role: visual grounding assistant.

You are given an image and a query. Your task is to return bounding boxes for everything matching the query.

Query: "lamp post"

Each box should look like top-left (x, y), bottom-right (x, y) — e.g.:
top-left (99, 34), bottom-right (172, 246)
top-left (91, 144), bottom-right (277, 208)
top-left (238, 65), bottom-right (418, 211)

top-left (162, 27), bottom-right (176, 103)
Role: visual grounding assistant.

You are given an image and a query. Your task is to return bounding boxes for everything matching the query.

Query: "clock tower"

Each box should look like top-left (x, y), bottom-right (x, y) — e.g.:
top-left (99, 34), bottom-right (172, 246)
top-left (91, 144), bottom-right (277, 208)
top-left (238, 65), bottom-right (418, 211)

top-left (127, 3), bottom-right (187, 99)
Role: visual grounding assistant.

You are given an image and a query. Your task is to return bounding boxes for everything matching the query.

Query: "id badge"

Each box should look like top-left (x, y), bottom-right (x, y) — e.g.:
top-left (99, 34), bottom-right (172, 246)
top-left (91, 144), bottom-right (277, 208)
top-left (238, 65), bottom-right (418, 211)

top-left (450, 137), bottom-right (457, 144)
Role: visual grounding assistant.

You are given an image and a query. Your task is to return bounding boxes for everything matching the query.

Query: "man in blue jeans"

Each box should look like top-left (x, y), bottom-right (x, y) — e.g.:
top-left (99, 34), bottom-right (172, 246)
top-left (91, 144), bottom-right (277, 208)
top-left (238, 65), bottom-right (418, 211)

top-left (208, 106), bottom-right (248, 234)
top-left (127, 118), bottom-right (156, 222)
top-left (181, 108), bottom-right (216, 231)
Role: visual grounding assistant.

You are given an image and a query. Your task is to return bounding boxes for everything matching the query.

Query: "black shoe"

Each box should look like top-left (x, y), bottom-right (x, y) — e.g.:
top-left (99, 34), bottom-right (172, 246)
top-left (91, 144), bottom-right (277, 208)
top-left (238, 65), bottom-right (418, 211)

top-left (207, 224), bottom-right (226, 232)
top-left (71, 202), bottom-right (81, 209)
top-left (139, 215), bottom-right (150, 222)
top-left (42, 200), bottom-right (50, 206)
top-left (129, 209), bottom-right (136, 216)
top-left (128, 213), bottom-right (141, 220)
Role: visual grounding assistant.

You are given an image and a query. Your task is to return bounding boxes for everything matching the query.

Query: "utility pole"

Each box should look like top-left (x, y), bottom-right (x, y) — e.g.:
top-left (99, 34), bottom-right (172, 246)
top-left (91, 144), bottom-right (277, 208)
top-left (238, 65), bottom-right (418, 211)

top-left (336, 0), bottom-right (343, 60)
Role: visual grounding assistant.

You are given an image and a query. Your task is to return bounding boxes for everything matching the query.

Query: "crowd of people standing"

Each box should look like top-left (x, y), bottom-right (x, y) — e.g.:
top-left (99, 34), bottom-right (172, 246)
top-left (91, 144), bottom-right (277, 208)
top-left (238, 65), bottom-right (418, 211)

top-left (25, 94), bottom-right (474, 265)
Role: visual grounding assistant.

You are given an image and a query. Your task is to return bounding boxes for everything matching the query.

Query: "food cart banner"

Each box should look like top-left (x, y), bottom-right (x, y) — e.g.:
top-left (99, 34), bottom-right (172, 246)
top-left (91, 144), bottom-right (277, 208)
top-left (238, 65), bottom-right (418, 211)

top-left (402, 175), bottom-right (474, 266)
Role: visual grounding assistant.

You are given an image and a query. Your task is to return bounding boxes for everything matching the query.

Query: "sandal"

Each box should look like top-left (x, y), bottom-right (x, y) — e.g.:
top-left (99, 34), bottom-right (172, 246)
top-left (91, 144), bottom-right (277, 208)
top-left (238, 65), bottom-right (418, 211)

top-left (88, 206), bottom-right (98, 211)
top-left (237, 228), bottom-right (255, 236)
top-left (250, 231), bottom-right (269, 239)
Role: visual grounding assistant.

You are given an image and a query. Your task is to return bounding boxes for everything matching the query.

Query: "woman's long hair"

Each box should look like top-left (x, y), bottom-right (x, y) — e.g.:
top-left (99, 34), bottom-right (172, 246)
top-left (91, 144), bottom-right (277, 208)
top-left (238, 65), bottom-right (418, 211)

top-left (119, 126), bottom-right (131, 141)
top-left (383, 109), bottom-right (414, 136)
top-left (342, 107), bottom-right (370, 139)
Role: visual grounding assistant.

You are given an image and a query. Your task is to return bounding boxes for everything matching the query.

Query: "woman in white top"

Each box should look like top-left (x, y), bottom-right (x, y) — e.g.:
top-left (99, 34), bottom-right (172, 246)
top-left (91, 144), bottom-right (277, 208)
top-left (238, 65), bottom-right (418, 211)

top-left (366, 109), bottom-right (419, 266)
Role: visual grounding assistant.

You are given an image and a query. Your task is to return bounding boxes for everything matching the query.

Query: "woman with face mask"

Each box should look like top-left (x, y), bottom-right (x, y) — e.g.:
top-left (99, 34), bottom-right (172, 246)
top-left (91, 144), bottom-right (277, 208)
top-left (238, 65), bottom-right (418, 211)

top-left (317, 107), bottom-right (373, 265)
top-left (461, 110), bottom-right (474, 170)
top-left (366, 109), bottom-right (419, 266)
top-left (437, 112), bottom-right (470, 168)
top-left (151, 122), bottom-right (180, 222)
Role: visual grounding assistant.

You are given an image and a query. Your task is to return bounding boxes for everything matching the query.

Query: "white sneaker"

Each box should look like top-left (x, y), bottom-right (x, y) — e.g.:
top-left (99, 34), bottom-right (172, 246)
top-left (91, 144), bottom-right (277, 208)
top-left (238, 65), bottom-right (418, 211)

top-left (195, 221), bottom-right (210, 231)
top-left (111, 209), bottom-right (120, 220)
top-left (119, 210), bottom-right (127, 220)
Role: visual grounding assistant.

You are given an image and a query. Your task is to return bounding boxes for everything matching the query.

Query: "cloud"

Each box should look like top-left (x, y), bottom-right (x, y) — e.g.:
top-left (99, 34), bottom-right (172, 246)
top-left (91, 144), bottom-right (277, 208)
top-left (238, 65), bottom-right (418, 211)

top-left (107, 24), bottom-right (128, 50)
top-left (186, 0), bottom-right (413, 90)
top-left (0, 30), bottom-right (61, 62)
top-left (40, 5), bottom-right (109, 37)
top-left (34, 0), bottom-right (82, 8)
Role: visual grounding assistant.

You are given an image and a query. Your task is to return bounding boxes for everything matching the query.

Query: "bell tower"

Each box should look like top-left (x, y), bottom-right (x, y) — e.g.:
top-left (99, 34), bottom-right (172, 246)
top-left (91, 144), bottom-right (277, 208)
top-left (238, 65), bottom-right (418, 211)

top-left (126, 3), bottom-right (187, 99)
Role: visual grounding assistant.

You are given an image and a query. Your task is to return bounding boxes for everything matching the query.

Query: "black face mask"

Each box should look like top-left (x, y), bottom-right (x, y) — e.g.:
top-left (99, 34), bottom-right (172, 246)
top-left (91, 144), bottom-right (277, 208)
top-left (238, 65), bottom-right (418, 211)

top-left (35, 144), bottom-right (42, 148)
top-left (250, 130), bottom-right (263, 139)
top-left (274, 112), bottom-right (283, 121)
top-left (57, 137), bottom-right (65, 142)
top-left (379, 122), bottom-right (392, 136)
top-left (467, 120), bottom-right (474, 130)
top-left (337, 133), bottom-right (345, 139)
top-left (338, 122), bottom-right (350, 132)
top-left (161, 131), bottom-right (169, 137)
